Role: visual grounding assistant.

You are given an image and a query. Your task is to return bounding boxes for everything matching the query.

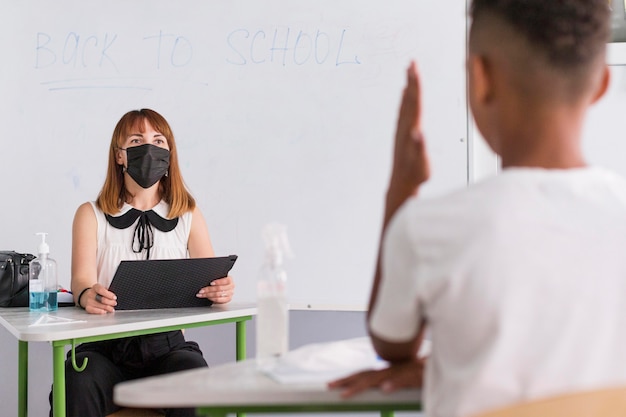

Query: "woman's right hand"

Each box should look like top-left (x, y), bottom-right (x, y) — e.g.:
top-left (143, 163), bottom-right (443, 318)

top-left (82, 283), bottom-right (117, 314)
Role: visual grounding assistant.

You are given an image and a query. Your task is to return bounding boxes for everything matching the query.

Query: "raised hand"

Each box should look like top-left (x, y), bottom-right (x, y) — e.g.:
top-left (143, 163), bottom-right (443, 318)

top-left (385, 61), bottom-right (431, 224)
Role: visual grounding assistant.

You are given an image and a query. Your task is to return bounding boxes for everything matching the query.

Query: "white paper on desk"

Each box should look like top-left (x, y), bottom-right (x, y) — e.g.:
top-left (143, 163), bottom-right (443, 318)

top-left (263, 337), bottom-right (388, 384)
top-left (29, 314), bottom-right (86, 327)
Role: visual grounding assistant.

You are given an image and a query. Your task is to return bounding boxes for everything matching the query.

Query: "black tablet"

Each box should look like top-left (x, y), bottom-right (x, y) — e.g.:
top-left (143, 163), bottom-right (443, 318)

top-left (108, 255), bottom-right (237, 310)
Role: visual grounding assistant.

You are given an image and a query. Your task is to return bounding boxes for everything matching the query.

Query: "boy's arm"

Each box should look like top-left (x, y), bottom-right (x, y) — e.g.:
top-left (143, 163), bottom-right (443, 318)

top-left (328, 61), bottom-right (431, 397)
top-left (367, 61), bottom-right (430, 361)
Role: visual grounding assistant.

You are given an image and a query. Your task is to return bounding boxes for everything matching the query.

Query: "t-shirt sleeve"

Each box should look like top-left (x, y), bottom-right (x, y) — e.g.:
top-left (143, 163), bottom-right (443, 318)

top-left (369, 199), bottom-right (423, 342)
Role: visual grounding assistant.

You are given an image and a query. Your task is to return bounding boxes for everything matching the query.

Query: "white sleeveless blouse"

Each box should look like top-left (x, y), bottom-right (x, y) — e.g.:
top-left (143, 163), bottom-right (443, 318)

top-left (89, 201), bottom-right (192, 288)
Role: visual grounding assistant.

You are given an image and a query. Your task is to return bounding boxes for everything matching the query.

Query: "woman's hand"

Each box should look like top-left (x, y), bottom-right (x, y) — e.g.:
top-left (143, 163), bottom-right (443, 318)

top-left (82, 283), bottom-right (117, 314)
top-left (328, 357), bottom-right (425, 398)
top-left (196, 275), bottom-right (235, 304)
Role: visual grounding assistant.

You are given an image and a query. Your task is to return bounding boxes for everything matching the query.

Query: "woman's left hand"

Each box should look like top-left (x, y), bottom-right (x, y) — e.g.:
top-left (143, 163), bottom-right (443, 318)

top-left (196, 275), bottom-right (235, 304)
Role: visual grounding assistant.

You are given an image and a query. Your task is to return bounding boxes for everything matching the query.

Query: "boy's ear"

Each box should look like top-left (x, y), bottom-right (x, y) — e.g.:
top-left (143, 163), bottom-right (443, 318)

top-left (468, 54), bottom-right (492, 106)
top-left (591, 65), bottom-right (610, 104)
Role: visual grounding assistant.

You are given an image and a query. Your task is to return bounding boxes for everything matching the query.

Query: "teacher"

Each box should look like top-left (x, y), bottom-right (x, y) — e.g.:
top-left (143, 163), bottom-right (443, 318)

top-left (50, 109), bottom-right (234, 417)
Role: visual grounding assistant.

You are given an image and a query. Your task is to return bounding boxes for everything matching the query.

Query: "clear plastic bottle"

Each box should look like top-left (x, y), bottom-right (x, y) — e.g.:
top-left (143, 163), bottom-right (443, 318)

top-left (256, 223), bottom-right (291, 371)
top-left (29, 232), bottom-right (58, 312)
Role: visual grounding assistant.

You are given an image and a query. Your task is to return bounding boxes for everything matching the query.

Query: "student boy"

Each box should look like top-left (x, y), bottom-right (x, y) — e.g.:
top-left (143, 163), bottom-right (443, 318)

top-left (330, 1), bottom-right (626, 416)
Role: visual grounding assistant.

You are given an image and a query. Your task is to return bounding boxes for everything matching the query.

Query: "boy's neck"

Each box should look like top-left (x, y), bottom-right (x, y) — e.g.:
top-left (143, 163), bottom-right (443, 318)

top-left (500, 152), bottom-right (587, 170)
top-left (497, 103), bottom-right (587, 170)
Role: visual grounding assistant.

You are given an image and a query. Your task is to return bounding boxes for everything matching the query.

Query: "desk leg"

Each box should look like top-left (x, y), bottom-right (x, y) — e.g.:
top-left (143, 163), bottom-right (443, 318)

top-left (235, 320), bottom-right (247, 417)
top-left (52, 342), bottom-right (66, 417)
top-left (18, 341), bottom-right (28, 417)
top-left (235, 320), bottom-right (246, 361)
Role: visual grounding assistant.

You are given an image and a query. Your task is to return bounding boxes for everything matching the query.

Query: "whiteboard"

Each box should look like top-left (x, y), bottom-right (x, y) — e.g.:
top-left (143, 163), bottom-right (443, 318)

top-left (0, 0), bottom-right (468, 309)
top-left (583, 44), bottom-right (626, 178)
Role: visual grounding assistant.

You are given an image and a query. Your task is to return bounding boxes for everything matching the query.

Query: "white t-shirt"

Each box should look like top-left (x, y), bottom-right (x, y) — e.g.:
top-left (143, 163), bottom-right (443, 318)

top-left (89, 201), bottom-right (193, 288)
top-left (369, 167), bottom-right (626, 417)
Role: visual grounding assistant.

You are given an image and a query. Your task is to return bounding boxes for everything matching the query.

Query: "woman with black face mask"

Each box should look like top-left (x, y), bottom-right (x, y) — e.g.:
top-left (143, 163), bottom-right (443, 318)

top-left (50, 109), bottom-right (235, 417)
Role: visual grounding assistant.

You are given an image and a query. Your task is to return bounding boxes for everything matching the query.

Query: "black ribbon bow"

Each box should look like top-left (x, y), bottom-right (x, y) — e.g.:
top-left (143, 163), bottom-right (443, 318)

top-left (105, 209), bottom-right (179, 259)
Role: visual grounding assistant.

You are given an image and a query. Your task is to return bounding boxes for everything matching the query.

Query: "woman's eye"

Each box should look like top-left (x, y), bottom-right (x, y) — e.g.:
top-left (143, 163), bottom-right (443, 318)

top-left (130, 138), bottom-right (141, 144)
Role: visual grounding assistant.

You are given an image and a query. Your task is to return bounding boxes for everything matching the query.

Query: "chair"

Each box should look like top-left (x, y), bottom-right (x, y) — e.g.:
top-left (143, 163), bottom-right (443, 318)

top-left (474, 386), bottom-right (626, 417)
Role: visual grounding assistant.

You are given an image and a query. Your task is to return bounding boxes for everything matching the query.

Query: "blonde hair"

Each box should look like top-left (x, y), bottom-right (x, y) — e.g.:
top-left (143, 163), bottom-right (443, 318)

top-left (96, 109), bottom-right (196, 218)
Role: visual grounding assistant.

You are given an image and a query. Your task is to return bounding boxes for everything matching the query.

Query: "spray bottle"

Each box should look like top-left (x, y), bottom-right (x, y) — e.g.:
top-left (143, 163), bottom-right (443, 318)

top-left (29, 232), bottom-right (58, 312)
top-left (256, 223), bottom-right (292, 371)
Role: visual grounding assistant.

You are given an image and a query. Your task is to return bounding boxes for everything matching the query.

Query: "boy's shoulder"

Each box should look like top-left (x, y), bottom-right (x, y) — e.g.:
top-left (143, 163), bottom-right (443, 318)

top-left (421, 166), bottom-right (626, 206)
top-left (395, 166), bottom-right (626, 234)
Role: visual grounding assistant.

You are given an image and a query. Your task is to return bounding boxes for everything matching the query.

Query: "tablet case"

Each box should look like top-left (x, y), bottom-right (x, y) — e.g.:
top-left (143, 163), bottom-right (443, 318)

top-left (108, 255), bottom-right (237, 310)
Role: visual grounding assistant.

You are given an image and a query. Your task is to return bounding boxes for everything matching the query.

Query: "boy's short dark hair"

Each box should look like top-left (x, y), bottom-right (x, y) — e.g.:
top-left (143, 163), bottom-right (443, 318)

top-left (470, 0), bottom-right (611, 69)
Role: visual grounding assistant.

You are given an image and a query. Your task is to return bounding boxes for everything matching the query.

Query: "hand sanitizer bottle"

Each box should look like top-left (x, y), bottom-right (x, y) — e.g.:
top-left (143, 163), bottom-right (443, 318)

top-left (29, 232), bottom-right (58, 312)
top-left (256, 223), bottom-right (291, 371)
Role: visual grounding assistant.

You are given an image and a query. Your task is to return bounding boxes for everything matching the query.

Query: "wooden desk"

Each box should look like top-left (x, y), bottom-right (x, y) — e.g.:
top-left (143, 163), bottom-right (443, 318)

top-left (0, 303), bottom-right (256, 417)
top-left (114, 358), bottom-right (422, 417)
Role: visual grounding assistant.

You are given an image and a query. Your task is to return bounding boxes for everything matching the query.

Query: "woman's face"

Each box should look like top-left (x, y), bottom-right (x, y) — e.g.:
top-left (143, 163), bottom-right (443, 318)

top-left (116, 119), bottom-right (170, 167)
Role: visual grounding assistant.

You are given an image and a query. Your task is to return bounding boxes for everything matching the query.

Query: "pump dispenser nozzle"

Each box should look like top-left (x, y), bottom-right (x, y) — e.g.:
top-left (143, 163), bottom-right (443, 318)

top-left (262, 223), bottom-right (293, 265)
top-left (35, 232), bottom-right (50, 255)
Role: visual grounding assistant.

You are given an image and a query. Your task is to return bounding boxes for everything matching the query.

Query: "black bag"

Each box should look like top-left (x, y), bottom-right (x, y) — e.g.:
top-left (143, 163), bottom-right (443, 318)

top-left (0, 251), bottom-right (36, 307)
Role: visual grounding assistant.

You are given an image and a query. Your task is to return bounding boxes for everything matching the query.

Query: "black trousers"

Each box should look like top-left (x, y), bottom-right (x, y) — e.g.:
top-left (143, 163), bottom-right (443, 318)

top-left (49, 330), bottom-right (207, 417)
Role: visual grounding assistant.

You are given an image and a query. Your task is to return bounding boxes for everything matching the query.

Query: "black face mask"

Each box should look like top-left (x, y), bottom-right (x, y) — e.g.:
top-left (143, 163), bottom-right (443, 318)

top-left (123, 144), bottom-right (170, 188)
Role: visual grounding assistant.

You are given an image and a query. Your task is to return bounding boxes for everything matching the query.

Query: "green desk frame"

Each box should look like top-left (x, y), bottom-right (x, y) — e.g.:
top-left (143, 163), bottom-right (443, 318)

top-left (196, 402), bottom-right (421, 417)
top-left (16, 315), bottom-right (252, 417)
